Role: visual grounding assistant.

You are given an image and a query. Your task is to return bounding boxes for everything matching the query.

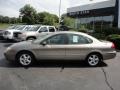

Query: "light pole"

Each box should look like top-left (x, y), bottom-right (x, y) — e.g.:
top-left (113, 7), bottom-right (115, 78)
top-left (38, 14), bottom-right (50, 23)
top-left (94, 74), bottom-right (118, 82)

top-left (58, 0), bottom-right (61, 30)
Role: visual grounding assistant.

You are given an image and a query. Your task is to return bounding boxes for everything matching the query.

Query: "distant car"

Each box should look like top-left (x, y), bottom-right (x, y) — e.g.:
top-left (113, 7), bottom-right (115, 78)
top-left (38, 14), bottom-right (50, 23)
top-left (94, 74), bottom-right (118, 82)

top-left (3, 25), bottom-right (34, 41)
top-left (0, 25), bottom-right (17, 39)
top-left (4, 31), bottom-right (116, 67)
top-left (16, 25), bottom-right (57, 41)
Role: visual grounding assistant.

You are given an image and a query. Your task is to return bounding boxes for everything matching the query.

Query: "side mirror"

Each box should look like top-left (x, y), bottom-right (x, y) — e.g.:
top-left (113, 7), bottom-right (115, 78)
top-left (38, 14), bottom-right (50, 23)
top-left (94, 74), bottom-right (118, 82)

top-left (41, 41), bottom-right (47, 46)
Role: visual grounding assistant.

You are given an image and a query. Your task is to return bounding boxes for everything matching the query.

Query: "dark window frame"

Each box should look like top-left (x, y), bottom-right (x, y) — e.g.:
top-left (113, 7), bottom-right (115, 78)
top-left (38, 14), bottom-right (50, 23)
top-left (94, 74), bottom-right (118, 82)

top-left (41, 34), bottom-right (68, 45)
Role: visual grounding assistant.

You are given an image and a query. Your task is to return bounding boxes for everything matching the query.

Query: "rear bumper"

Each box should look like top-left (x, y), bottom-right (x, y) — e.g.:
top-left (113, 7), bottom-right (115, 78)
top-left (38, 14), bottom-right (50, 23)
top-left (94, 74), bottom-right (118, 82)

top-left (103, 51), bottom-right (116, 60)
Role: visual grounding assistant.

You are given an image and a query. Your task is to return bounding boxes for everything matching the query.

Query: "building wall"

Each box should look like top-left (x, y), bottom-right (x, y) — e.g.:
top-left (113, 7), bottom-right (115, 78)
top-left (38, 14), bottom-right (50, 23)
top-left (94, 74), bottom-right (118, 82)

top-left (67, 0), bottom-right (120, 29)
top-left (118, 0), bottom-right (120, 28)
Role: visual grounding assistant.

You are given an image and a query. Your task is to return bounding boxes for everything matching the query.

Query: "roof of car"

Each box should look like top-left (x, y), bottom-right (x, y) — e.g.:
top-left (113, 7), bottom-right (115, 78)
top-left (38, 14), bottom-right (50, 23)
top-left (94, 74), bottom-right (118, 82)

top-left (47, 31), bottom-right (99, 41)
top-left (51, 31), bottom-right (87, 35)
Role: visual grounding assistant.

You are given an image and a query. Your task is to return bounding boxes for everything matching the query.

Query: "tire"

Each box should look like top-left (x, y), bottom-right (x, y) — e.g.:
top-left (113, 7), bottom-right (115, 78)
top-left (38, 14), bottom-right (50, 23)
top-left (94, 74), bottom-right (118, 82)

top-left (16, 51), bottom-right (35, 67)
top-left (27, 37), bottom-right (36, 41)
top-left (86, 53), bottom-right (102, 67)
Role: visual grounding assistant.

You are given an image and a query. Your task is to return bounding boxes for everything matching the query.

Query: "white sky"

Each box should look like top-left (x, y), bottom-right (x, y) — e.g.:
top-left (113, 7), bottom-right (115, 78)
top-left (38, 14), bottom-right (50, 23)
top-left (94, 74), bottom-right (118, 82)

top-left (0, 0), bottom-right (109, 17)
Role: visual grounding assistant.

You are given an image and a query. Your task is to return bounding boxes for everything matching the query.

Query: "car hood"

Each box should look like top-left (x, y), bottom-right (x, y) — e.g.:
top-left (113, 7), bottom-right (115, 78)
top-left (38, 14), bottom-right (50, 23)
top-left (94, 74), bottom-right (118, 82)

top-left (10, 40), bottom-right (33, 50)
top-left (21, 31), bottom-right (38, 36)
top-left (22, 31), bottom-right (36, 33)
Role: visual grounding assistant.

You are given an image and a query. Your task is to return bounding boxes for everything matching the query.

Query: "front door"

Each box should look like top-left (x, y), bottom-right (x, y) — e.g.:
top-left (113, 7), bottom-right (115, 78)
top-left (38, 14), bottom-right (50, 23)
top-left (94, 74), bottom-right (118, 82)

top-left (36, 34), bottom-right (67, 60)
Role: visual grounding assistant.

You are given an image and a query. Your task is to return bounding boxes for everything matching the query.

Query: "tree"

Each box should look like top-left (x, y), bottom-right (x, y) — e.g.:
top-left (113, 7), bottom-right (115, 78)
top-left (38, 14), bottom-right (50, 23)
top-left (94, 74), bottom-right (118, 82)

top-left (62, 16), bottom-right (75, 28)
top-left (2, 16), bottom-right (9, 23)
top-left (36, 12), bottom-right (48, 24)
top-left (36, 12), bottom-right (59, 25)
top-left (20, 4), bottom-right (37, 24)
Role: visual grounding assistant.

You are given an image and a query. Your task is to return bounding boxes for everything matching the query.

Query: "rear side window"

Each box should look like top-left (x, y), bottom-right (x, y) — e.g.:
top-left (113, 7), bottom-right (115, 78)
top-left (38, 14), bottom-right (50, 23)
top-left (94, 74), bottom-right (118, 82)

top-left (49, 27), bottom-right (55, 32)
top-left (67, 34), bottom-right (92, 44)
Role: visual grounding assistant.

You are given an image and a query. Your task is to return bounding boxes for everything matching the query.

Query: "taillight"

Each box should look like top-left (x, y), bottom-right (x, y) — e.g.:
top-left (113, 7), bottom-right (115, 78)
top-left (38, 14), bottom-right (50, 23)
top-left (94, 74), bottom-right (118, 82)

top-left (111, 43), bottom-right (116, 49)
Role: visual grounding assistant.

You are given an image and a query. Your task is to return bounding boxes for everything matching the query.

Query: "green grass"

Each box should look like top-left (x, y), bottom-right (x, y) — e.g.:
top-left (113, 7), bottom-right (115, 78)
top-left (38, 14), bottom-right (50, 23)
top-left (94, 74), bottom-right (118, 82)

top-left (0, 23), bottom-right (10, 30)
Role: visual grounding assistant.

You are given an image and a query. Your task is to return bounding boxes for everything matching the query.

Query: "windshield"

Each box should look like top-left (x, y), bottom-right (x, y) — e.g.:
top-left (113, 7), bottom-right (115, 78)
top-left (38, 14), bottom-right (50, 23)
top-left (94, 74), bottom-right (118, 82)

top-left (16, 26), bottom-right (26, 30)
top-left (7, 25), bottom-right (17, 29)
top-left (34, 33), bottom-right (51, 43)
top-left (27, 26), bottom-right (40, 31)
top-left (7, 25), bottom-right (25, 30)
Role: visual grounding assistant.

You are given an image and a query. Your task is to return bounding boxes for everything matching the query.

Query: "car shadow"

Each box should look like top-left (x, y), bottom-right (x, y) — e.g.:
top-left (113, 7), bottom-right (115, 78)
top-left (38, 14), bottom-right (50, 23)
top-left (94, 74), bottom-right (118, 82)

top-left (0, 40), bottom-right (17, 47)
top-left (0, 58), bottom-right (108, 69)
top-left (0, 40), bottom-right (17, 43)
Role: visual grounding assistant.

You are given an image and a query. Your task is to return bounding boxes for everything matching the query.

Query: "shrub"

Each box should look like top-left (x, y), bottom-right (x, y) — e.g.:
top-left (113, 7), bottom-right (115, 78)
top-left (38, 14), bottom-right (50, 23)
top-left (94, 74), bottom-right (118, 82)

top-left (88, 33), bottom-right (105, 40)
top-left (106, 34), bottom-right (120, 50)
top-left (94, 27), bottom-right (120, 36)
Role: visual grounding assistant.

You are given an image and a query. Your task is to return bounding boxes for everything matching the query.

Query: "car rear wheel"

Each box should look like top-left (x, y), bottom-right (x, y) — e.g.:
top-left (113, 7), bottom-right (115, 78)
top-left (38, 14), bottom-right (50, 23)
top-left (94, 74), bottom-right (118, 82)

top-left (16, 52), bottom-right (35, 66)
top-left (86, 54), bottom-right (102, 67)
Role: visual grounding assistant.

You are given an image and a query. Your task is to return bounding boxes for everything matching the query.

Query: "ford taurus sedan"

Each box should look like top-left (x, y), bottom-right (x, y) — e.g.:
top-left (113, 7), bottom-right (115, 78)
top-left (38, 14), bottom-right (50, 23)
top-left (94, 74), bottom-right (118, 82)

top-left (4, 31), bottom-right (116, 67)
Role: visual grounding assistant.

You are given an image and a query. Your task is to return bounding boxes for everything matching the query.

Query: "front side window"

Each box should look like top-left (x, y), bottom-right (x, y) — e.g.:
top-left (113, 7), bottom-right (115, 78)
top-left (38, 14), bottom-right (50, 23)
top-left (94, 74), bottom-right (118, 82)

top-left (23, 26), bottom-right (33, 31)
top-left (39, 27), bottom-right (48, 32)
top-left (67, 34), bottom-right (92, 44)
top-left (45, 34), bottom-right (66, 45)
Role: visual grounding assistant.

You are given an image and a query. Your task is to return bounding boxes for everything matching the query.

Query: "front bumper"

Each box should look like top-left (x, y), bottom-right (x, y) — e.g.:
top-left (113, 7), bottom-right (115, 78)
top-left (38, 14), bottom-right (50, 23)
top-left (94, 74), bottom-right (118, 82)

top-left (4, 49), bottom-right (16, 62)
top-left (3, 34), bottom-right (13, 40)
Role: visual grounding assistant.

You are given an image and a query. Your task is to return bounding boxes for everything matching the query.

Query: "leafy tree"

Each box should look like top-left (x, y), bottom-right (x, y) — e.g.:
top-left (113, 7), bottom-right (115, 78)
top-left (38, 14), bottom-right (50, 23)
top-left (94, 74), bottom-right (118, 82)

top-left (61, 16), bottom-right (75, 28)
top-left (36, 12), bottom-right (49, 24)
top-left (20, 4), bottom-right (37, 24)
top-left (43, 15), bottom-right (54, 25)
top-left (2, 16), bottom-right (9, 23)
top-left (36, 12), bottom-right (59, 25)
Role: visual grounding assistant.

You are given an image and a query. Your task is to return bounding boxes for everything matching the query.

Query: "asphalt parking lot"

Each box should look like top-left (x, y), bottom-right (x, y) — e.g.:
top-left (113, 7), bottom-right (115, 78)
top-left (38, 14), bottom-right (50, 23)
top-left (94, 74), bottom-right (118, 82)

top-left (0, 40), bottom-right (120, 90)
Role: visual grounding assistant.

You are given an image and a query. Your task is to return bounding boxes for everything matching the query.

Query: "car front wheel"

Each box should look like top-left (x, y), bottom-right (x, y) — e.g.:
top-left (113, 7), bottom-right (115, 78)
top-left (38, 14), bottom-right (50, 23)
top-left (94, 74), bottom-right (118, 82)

top-left (86, 54), bottom-right (102, 67)
top-left (16, 52), bottom-right (35, 66)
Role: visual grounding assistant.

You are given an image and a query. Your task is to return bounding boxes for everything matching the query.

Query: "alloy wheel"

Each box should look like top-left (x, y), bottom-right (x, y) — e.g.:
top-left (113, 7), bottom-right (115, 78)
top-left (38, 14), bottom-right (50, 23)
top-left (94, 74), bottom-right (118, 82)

top-left (87, 54), bottom-right (100, 66)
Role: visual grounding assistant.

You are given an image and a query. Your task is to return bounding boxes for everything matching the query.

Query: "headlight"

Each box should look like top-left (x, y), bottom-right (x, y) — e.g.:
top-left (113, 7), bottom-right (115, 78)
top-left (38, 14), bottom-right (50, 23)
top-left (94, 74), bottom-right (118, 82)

top-left (5, 46), bottom-right (15, 53)
top-left (5, 31), bottom-right (11, 35)
top-left (6, 47), bottom-right (12, 52)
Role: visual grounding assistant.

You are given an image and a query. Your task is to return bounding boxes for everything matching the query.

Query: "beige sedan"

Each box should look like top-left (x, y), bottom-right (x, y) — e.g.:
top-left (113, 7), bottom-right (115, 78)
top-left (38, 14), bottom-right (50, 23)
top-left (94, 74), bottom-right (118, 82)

top-left (4, 31), bottom-right (116, 67)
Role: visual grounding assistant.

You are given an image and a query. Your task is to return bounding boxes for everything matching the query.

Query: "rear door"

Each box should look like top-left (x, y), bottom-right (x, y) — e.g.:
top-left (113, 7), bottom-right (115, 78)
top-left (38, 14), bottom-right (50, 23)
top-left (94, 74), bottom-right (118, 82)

top-left (65, 34), bottom-right (93, 60)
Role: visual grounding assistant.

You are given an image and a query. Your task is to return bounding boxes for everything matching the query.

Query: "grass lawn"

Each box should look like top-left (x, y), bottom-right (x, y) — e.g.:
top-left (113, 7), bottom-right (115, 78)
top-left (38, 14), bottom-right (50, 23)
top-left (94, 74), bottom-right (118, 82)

top-left (0, 23), bottom-right (10, 30)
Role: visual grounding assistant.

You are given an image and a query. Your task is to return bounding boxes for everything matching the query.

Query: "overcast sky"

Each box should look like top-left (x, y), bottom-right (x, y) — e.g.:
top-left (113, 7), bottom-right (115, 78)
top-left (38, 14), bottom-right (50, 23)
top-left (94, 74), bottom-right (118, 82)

top-left (0, 0), bottom-right (108, 17)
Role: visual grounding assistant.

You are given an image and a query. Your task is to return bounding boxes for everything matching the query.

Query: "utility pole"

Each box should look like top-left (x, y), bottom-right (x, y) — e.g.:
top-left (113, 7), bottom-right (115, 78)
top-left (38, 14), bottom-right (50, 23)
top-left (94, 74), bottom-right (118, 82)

top-left (58, 0), bottom-right (61, 30)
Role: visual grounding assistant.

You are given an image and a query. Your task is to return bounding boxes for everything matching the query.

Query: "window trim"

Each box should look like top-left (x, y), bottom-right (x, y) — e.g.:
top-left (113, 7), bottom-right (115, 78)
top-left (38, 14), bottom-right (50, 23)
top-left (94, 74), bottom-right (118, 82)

top-left (66, 34), bottom-right (93, 45)
top-left (41, 34), bottom-right (68, 45)
top-left (49, 27), bottom-right (55, 32)
top-left (39, 27), bottom-right (48, 33)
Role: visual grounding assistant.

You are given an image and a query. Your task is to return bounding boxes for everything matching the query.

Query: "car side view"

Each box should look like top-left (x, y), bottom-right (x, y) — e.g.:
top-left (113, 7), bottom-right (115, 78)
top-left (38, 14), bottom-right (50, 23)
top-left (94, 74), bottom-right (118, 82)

top-left (4, 31), bottom-right (116, 67)
top-left (3, 25), bottom-right (35, 41)
top-left (17, 25), bottom-right (57, 41)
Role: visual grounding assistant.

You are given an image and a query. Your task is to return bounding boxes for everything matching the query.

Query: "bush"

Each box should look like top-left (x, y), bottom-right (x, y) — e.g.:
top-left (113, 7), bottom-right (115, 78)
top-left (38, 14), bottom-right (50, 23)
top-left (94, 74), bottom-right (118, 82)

top-left (106, 34), bottom-right (120, 50)
top-left (94, 27), bottom-right (120, 36)
top-left (77, 29), bottom-right (88, 33)
top-left (90, 33), bottom-right (106, 40)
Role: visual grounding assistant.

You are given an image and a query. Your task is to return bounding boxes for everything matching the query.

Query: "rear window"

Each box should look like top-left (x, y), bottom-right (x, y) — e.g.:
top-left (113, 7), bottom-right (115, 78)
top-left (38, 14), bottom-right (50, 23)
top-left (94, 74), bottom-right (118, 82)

top-left (49, 27), bottom-right (55, 32)
top-left (67, 34), bottom-right (93, 44)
